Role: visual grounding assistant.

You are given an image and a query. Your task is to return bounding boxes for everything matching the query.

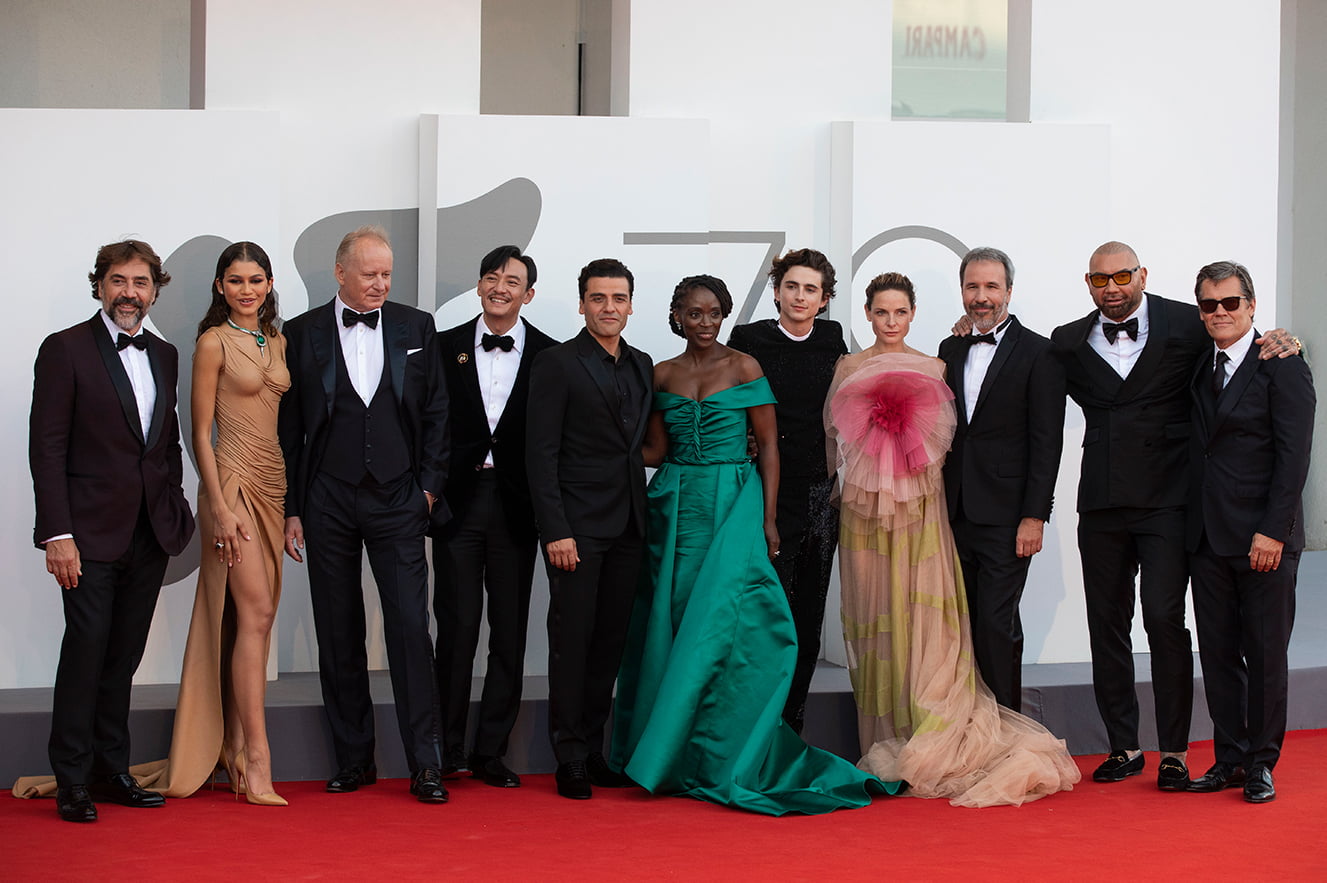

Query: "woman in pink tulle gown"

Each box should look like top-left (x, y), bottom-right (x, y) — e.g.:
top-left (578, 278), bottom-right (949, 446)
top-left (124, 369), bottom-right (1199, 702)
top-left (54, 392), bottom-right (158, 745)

top-left (825, 272), bottom-right (1080, 808)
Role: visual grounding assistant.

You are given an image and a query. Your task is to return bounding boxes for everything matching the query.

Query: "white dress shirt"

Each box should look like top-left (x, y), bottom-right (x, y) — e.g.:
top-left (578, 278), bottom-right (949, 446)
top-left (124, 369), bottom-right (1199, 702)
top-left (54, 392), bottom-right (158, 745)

top-left (962, 318), bottom-right (1011, 420)
top-left (336, 295), bottom-right (385, 405)
top-left (474, 318), bottom-right (525, 467)
top-left (1088, 297), bottom-right (1149, 379)
top-left (1213, 325), bottom-right (1257, 390)
top-left (100, 309), bottom-right (155, 441)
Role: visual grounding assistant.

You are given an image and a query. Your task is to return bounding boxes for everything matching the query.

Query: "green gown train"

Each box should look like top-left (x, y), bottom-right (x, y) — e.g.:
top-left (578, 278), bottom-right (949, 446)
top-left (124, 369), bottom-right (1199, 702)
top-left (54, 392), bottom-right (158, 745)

top-left (609, 377), bottom-right (896, 815)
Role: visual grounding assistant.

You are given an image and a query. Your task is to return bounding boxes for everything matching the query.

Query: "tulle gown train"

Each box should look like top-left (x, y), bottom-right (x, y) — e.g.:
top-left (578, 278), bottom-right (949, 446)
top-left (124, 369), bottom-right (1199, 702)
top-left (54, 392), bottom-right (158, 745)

top-left (611, 378), bottom-right (895, 815)
top-left (827, 352), bottom-right (1080, 808)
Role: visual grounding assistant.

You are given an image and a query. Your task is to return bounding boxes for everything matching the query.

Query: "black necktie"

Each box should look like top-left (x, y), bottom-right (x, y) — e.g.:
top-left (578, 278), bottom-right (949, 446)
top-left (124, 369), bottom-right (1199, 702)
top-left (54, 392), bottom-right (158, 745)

top-left (342, 308), bottom-right (380, 329)
top-left (481, 333), bottom-right (515, 352)
top-left (116, 332), bottom-right (148, 351)
top-left (1212, 351), bottom-right (1230, 397)
top-left (1102, 317), bottom-right (1139, 344)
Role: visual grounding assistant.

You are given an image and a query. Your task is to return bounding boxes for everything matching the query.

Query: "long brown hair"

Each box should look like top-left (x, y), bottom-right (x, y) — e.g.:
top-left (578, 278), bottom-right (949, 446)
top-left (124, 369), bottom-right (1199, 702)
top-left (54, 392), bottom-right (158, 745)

top-left (197, 241), bottom-right (280, 339)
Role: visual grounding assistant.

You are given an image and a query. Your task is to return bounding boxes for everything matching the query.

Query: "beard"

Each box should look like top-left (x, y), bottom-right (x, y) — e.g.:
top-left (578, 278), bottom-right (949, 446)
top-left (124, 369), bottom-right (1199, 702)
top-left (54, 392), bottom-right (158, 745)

top-left (106, 296), bottom-right (147, 331)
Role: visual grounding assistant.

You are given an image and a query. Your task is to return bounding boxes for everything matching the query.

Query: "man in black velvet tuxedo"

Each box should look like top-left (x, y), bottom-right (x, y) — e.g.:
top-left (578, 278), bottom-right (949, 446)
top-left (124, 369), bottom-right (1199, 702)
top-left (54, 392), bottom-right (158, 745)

top-left (432, 245), bottom-right (557, 788)
top-left (939, 247), bottom-right (1065, 712)
top-left (279, 226), bottom-right (449, 803)
top-left (1051, 241), bottom-right (1299, 791)
top-left (727, 248), bottom-right (847, 733)
top-left (31, 240), bottom-right (196, 822)
top-left (1183, 261), bottom-right (1313, 804)
top-left (527, 258), bottom-right (652, 799)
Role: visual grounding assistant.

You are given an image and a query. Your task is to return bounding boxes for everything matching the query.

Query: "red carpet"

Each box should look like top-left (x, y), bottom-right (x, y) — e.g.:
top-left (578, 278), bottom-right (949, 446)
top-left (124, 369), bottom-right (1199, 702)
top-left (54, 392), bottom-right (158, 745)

top-left (8, 731), bottom-right (1326, 881)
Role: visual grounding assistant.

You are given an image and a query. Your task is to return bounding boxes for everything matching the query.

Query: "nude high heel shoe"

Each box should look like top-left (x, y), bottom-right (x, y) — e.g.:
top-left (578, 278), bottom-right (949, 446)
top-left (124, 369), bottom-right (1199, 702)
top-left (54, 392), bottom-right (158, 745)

top-left (237, 748), bottom-right (288, 807)
top-left (221, 749), bottom-right (247, 796)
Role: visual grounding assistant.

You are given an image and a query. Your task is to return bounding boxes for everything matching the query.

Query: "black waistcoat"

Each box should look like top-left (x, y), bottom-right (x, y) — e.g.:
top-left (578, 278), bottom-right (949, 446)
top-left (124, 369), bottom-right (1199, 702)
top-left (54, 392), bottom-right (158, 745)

top-left (320, 345), bottom-right (411, 486)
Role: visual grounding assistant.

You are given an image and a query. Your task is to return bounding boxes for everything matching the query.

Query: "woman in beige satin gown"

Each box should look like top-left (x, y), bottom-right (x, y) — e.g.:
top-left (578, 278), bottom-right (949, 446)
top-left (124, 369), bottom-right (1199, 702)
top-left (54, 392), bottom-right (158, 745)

top-left (142, 241), bottom-right (291, 804)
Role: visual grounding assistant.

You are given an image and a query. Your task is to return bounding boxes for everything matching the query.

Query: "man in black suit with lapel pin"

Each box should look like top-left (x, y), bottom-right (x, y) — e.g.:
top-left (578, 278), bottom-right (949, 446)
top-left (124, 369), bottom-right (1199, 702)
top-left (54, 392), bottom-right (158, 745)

top-left (1050, 241), bottom-right (1300, 791)
top-left (939, 247), bottom-right (1065, 712)
top-left (30, 240), bottom-right (195, 822)
top-left (527, 258), bottom-right (652, 799)
top-left (1183, 261), bottom-right (1313, 804)
top-left (432, 245), bottom-right (557, 788)
top-left (279, 226), bottom-right (450, 803)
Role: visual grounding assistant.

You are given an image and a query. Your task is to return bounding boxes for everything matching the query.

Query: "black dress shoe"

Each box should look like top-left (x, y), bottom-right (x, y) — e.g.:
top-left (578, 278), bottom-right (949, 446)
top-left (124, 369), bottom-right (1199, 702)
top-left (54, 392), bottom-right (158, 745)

top-left (326, 765), bottom-right (377, 793)
top-left (586, 752), bottom-right (632, 788)
top-left (1092, 751), bottom-right (1145, 782)
top-left (1188, 761), bottom-right (1245, 793)
top-left (1155, 757), bottom-right (1190, 791)
top-left (1243, 765), bottom-right (1276, 803)
top-left (56, 785), bottom-right (97, 823)
top-left (555, 760), bottom-right (592, 799)
top-left (410, 768), bottom-right (449, 803)
top-left (440, 745), bottom-right (469, 778)
top-left (470, 754), bottom-right (520, 788)
top-left (91, 772), bottom-right (166, 807)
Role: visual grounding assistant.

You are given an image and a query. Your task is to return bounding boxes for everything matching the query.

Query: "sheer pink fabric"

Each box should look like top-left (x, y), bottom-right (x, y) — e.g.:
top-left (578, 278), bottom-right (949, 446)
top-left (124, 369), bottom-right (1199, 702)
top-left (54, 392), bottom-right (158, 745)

top-left (827, 352), bottom-right (1079, 807)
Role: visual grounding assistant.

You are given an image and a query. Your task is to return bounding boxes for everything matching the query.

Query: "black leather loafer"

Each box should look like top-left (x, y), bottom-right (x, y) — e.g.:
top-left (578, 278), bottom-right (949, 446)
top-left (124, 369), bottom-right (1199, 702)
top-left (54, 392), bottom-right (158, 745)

top-left (326, 764), bottom-right (378, 793)
top-left (92, 772), bottom-right (165, 808)
top-left (1092, 750), bottom-right (1145, 783)
top-left (470, 754), bottom-right (521, 788)
top-left (1188, 762), bottom-right (1245, 792)
top-left (586, 752), bottom-right (632, 787)
top-left (56, 785), bottom-right (98, 823)
top-left (410, 768), bottom-right (449, 803)
top-left (1243, 765), bottom-right (1276, 803)
top-left (555, 760), bottom-right (592, 799)
top-left (1155, 757), bottom-right (1190, 791)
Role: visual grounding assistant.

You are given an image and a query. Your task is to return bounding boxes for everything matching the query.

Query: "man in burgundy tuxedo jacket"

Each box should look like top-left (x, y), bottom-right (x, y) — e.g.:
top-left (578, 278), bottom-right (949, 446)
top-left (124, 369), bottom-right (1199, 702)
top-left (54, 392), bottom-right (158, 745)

top-left (30, 240), bottom-right (195, 822)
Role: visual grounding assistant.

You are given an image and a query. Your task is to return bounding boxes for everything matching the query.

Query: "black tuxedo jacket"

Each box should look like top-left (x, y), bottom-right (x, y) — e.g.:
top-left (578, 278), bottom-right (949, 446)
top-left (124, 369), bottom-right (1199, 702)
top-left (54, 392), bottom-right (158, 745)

top-left (278, 298), bottom-right (450, 524)
top-left (30, 313), bottom-right (195, 561)
top-left (1051, 293), bottom-right (1208, 512)
top-left (526, 328), bottom-right (653, 542)
top-left (435, 316), bottom-right (558, 540)
top-left (939, 315), bottom-right (1065, 525)
top-left (1186, 338), bottom-right (1315, 556)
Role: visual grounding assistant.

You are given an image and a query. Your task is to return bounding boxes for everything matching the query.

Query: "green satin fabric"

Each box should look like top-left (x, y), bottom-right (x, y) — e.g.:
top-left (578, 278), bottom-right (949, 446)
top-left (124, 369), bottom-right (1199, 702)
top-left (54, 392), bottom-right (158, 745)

top-left (611, 377), bottom-right (894, 815)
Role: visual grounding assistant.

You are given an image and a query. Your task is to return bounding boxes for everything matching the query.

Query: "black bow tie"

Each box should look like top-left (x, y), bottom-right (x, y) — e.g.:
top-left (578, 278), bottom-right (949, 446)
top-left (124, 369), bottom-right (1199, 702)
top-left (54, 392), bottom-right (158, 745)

top-left (342, 308), bottom-right (380, 329)
top-left (1102, 317), bottom-right (1139, 344)
top-left (481, 333), bottom-right (515, 352)
top-left (116, 332), bottom-right (148, 351)
top-left (965, 332), bottom-right (997, 346)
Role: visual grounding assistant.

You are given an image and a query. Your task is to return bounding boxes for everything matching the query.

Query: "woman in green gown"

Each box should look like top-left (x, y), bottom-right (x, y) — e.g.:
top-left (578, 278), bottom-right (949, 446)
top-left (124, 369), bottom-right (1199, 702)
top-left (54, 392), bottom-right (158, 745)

top-left (609, 275), bottom-right (894, 815)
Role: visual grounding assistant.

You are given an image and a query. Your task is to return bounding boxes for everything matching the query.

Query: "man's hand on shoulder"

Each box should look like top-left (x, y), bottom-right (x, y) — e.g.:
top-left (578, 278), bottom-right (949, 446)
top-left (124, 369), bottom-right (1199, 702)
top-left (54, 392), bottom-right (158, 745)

top-left (1256, 328), bottom-right (1303, 360)
top-left (951, 315), bottom-right (974, 337)
top-left (45, 537), bottom-right (81, 589)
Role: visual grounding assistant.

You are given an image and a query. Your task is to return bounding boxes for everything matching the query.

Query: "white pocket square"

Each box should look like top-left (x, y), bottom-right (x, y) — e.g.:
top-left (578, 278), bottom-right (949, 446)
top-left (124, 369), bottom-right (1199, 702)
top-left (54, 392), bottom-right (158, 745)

top-left (406, 347), bottom-right (423, 356)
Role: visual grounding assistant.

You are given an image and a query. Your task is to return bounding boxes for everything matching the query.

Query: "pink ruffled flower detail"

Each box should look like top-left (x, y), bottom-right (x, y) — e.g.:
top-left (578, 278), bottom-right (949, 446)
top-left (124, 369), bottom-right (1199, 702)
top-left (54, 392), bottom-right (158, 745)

top-left (833, 369), bottom-right (955, 479)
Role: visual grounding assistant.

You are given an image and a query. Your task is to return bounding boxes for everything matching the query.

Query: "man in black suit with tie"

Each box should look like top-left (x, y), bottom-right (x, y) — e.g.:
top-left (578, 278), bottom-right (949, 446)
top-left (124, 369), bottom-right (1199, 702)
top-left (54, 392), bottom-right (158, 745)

top-left (432, 245), bottom-right (557, 788)
top-left (527, 258), bottom-right (652, 799)
top-left (939, 247), bottom-right (1065, 712)
top-left (279, 226), bottom-right (450, 803)
top-left (31, 240), bottom-right (196, 822)
top-left (1183, 261), bottom-right (1313, 804)
top-left (1051, 240), bottom-right (1299, 791)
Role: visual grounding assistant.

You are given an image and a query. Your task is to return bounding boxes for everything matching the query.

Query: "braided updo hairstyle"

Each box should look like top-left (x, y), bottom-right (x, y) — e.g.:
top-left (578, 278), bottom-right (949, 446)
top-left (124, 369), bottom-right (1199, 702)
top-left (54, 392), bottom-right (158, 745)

top-left (668, 274), bottom-right (734, 338)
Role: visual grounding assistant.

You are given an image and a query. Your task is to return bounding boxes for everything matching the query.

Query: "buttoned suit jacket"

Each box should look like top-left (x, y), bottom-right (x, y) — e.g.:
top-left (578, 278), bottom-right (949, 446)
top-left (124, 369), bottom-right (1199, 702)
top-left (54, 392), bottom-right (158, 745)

top-left (30, 313), bottom-right (195, 561)
top-left (526, 328), bottom-right (653, 542)
top-left (435, 316), bottom-right (558, 541)
top-left (1185, 337), bottom-right (1315, 556)
top-left (939, 315), bottom-right (1065, 526)
top-left (1050, 293), bottom-right (1208, 513)
top-left (278, 298), bottom-right (450, 526)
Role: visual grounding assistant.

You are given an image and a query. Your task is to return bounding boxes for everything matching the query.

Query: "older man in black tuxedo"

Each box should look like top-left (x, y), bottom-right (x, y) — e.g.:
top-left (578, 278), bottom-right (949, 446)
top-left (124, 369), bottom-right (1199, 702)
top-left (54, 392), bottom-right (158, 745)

top-left (279, 226), bottom-right (449, 803)
top-left (939, 247), bottom-right (1065, 712)
top-left (432, 246), bottom-right (556, 787)
top-left (527, 258), bottom-right (652, 799)
top-left (1183, 261), bottom-right (1313, 804)
top-left (30, 240), bottom-right (196, 822)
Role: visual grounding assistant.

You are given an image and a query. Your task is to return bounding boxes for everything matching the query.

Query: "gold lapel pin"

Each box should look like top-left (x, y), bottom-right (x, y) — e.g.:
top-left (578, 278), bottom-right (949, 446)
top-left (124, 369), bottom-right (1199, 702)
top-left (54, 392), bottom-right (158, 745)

top-left (457, 353), bottom-right (470, 364)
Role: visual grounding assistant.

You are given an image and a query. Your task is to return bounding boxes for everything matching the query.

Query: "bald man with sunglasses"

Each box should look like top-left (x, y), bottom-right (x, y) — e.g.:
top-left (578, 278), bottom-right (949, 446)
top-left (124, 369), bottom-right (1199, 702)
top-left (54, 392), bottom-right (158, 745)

top-left (1050, 241), bottom-right (1300, 792)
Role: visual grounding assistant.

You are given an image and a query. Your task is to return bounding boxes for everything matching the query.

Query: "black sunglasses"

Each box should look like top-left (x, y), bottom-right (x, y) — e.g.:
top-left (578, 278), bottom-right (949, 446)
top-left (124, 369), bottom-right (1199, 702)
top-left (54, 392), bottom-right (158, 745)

top-left (1088, 267), bottom-right (1139, 288)
top-left (1197, 296), bottom-right (1248, 314)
